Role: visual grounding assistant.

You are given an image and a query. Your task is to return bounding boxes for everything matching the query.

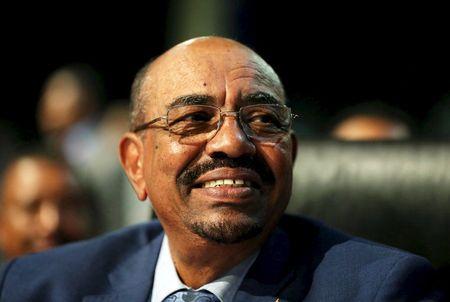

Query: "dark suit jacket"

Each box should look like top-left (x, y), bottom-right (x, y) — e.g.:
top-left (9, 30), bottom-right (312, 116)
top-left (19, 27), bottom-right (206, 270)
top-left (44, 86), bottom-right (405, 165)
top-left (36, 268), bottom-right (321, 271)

top-left (0, 215), bottom-right (442, 301)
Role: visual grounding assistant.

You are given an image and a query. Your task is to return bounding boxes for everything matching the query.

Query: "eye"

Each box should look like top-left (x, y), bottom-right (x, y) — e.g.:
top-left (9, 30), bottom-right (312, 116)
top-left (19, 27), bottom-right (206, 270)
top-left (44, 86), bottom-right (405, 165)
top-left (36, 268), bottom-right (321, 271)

top-left (168, 106), bottom-right (217, 126)
top-left (182, 111), bottom-right (214, 122)
top-left (250, 114), bottom-right (278, 124)
top-left (246, 112), bottom-right (282, 128)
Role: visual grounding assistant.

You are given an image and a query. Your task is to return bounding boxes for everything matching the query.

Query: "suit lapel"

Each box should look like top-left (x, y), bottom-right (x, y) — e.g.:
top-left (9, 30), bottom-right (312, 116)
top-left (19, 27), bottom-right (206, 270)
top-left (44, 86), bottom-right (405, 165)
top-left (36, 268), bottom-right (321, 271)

top-left (83, 231), bottom-right (164, 302)
top-left (235, 220), bottom-right (319, 302)
top-left (83, 215), bottom-right (326, 302)
top-left (234, 228), bottom-right (295, 302)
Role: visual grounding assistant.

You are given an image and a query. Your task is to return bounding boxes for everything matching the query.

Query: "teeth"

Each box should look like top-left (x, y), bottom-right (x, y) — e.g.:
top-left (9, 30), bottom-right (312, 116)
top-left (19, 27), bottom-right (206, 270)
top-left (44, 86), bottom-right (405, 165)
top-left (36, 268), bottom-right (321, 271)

top-left (202, 179), bottom-right (251, 188)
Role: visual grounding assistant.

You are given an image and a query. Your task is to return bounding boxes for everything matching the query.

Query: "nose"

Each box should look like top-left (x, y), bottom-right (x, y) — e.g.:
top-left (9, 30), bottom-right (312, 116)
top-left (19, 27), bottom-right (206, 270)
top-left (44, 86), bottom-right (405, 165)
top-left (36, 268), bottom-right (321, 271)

top-left (205, 114), bottom-right (256, 158)
top-left (38, 202), bottom-right (60, 236)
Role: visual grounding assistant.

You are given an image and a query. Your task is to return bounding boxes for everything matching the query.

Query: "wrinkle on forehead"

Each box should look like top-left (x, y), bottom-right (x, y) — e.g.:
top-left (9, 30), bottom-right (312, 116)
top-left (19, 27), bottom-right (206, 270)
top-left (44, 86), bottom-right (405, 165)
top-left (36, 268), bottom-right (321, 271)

top-left (227, 60), bottom-right (285, 102)
top-left (142, 37), bottom-right (285, 114)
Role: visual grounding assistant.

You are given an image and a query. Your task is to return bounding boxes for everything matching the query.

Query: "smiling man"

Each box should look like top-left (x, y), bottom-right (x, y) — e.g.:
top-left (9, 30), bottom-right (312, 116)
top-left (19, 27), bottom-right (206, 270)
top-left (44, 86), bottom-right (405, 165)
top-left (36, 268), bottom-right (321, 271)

top-left (0, 37), bottom-right (443, 301)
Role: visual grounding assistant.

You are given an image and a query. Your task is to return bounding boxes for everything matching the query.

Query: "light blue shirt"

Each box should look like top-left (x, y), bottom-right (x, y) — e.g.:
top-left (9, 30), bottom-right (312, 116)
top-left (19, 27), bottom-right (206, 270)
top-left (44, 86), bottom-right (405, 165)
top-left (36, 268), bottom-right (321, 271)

top-left (151, 235), bottom-right (259, 302)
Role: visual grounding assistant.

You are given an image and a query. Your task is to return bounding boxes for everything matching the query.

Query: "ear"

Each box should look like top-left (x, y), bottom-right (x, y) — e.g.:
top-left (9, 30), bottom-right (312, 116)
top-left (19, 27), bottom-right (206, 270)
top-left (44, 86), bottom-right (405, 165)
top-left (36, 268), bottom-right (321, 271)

top-left (119, 132), bottom-right (148, 201)
top-left (290, 132), bottom-right (298, 163)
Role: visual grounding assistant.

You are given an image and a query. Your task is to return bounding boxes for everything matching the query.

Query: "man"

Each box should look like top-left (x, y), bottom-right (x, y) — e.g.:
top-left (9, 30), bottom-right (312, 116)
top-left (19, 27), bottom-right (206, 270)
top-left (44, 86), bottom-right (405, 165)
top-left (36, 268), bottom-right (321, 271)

top-left (0, 37), bottom-right (442, 301)
top-left (0, 154), bottom-right (95, 261)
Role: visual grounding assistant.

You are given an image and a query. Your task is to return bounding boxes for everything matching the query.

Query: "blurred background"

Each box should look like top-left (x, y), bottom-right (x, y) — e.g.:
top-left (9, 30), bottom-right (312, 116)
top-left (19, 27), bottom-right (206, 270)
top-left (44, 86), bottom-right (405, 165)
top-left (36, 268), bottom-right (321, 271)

top-left (1, 1), bottom-right (449, 271)
top-left (2, 2), bottom-right (449, 141)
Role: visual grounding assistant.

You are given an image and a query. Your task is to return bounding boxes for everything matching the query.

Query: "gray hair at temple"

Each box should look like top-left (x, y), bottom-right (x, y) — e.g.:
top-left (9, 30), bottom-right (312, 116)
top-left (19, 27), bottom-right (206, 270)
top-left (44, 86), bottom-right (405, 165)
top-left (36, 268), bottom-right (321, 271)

top-left (129, 60), bottom-right (154, 131)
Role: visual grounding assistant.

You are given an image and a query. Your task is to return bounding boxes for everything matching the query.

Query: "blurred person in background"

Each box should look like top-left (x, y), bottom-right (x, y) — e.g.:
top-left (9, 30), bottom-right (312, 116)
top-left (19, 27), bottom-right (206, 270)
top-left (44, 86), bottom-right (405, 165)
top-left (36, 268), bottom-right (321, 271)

top-left (37, 66), bottom-right (146, 233)
top-left (37, 63), bottom-right (104, 168)
top-left (0, 153), bottom-right (97, 261)
top-left (82, 101), bottom-right (149, 232)
top-left (330, 102), bottom-right (412, 141)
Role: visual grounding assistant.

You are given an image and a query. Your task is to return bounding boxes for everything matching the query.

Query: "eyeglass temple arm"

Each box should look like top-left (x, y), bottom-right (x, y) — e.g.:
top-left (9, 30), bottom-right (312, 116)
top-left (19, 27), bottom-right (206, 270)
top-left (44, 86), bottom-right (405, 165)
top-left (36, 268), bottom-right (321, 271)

top-left (132, 116), bottom-right (166, 132)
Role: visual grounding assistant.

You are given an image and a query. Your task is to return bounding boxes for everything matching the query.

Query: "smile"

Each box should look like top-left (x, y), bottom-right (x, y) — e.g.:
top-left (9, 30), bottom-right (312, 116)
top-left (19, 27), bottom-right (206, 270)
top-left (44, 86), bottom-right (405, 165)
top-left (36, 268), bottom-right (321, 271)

top-left (202, 179), bottom-right (252, 188)
top-left (192, 167), bottom-right (263, 191)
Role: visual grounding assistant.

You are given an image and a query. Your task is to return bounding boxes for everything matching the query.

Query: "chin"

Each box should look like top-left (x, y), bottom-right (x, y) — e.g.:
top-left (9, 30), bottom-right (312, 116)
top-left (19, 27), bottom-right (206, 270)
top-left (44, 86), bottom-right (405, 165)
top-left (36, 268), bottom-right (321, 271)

top-left (184, 209), bottom-right (265, 244)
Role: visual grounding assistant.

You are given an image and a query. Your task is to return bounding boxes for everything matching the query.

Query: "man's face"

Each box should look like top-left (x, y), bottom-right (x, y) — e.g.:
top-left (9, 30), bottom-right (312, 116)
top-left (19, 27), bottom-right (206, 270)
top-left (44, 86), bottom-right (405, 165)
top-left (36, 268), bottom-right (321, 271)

top-left (131, 38), bottom-right (296, 244)
top-left (0, 158), bottom-right (92, 259)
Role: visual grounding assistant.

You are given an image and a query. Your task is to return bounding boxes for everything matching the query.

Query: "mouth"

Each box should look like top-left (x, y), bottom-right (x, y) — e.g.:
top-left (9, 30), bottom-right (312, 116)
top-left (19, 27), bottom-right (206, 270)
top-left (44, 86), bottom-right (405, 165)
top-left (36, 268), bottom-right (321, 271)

top-left (202, 178), bottom-right (252, 188)
top-left (191, 168), bottom-right (263, 190)
top-left (186, 168), bottom-right (264, 204)
top-left (192, 178), bottom-right (259, 189)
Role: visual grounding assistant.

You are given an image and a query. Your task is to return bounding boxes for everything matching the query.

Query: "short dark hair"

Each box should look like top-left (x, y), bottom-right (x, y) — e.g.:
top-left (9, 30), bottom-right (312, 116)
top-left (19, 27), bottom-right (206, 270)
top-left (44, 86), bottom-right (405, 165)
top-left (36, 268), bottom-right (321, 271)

top-left (129, 60), bottom-right (154, 131)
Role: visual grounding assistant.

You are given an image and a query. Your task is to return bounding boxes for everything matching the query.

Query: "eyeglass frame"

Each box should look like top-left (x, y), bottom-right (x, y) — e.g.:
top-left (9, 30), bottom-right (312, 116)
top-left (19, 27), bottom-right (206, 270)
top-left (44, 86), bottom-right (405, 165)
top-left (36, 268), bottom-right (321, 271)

top-left (132, 103), bottom-right (299, 141)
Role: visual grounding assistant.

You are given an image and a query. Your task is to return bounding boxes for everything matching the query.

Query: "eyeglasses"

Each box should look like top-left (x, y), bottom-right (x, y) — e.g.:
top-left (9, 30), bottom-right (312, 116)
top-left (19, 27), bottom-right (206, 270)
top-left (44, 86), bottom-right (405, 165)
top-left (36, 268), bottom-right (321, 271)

top-left (133, 104), bottom-right (298, 145)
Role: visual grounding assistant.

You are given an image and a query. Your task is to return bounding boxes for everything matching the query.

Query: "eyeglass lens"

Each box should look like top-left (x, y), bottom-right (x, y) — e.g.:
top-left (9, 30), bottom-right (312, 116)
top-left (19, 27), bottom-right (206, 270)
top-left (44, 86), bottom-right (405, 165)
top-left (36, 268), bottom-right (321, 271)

top-left (166, 104), bottom-right (291, 144)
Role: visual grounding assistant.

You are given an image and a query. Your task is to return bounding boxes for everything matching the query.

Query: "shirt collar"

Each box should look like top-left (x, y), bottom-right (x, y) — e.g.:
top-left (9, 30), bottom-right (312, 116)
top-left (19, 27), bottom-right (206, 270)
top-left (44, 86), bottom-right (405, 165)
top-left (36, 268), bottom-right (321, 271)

top-left (151, 235), bottom-right (259, 302)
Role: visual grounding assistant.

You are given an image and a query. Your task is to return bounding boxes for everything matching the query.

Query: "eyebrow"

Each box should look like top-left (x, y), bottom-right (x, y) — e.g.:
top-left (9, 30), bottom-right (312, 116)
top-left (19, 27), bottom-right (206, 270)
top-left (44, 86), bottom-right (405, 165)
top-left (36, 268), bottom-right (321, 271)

top-left (168, 94), bottom-right (215, 108)
top-left (167, 92), bottom-right (281, 109)
top-left (241, 92), bottom-right (281, 106)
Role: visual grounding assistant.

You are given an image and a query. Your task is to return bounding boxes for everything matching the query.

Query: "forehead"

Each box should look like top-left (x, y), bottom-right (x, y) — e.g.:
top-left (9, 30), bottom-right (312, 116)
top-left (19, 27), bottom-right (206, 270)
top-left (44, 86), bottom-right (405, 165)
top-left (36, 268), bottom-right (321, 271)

top-left (144, 40), bottom-right (284, 112)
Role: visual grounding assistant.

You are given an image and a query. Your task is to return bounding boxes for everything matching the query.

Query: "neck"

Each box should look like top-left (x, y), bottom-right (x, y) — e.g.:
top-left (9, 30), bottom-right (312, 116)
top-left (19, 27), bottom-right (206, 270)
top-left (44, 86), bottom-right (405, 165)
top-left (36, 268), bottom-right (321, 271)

top-left (166, 230), bottom-right (267, 289)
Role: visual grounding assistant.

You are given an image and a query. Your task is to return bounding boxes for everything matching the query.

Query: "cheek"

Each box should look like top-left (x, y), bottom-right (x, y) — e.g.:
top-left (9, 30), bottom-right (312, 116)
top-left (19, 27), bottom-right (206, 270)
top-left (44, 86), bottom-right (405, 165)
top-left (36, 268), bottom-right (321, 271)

top-left (259, 141), bottom-right (294, 201)
top-left (145, 138), bottom-right (200, 201)
top-left (8, 210), bottom-right (34, 236)
top-left (1, 210), bottom-right (34, 251)
top-left (261, 140), bottom-right (294, 179)
top-left (150, 140), bottom-right (196, 178)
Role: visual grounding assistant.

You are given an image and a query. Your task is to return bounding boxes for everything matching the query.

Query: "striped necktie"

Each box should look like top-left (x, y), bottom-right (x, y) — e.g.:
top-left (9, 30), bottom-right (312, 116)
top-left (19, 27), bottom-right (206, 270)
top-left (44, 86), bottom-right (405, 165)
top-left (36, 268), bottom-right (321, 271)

top-left (162, 289), bottom-right (221, 302)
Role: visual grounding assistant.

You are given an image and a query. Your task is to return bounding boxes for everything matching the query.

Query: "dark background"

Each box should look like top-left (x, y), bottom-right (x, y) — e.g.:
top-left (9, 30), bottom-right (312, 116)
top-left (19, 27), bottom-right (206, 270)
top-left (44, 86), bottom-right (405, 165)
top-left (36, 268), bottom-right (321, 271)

top-left (2, 2), bottom-right (449, 141)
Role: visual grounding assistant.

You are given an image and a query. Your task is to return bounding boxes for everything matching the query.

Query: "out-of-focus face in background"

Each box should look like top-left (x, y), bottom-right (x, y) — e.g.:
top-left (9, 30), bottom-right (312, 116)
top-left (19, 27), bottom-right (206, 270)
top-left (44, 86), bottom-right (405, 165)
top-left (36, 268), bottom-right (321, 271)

top-left (331, 114), bottom-right (410, 141)
top-left (0, 156), bottom-right (93, 259)
top-left (38, 71), bottom-right (94, 134)
top-left (36, 65), bottom-right (101, 150)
